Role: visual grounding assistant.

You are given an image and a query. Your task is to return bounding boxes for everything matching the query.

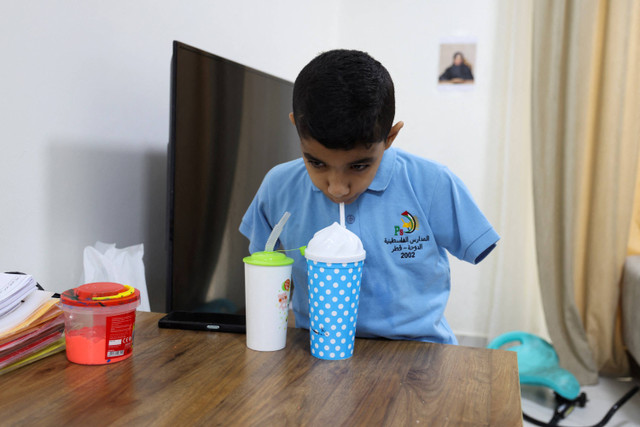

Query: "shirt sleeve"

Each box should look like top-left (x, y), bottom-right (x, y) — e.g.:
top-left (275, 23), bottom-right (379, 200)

top-left (427, 167), bottom-right (499, 264)
top-left (239, 174), bottom-right (273, 255)
top-left (439, 66), bottom-right (452, 81)
top-left (462, 65), bottom-right (474, 80)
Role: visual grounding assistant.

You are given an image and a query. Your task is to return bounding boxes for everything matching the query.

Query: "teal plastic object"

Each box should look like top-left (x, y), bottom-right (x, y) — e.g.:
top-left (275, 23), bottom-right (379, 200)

top-left (487, 331), bottom-right (581, 400)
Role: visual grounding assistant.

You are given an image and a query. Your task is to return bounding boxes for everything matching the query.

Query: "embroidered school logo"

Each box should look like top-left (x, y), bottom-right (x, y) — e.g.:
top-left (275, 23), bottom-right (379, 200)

top-left (394, 211), bottom-right (419, 236)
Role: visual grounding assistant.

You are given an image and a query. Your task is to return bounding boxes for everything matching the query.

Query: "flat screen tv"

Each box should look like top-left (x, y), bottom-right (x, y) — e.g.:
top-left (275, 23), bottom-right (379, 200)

top-left (164, 41), bottom-right (300, 330)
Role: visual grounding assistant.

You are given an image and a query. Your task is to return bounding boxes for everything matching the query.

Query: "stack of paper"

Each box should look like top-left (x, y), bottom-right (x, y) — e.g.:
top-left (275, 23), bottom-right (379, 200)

top-left (0, 273), bottom-right (37, 317)
top-left (0, 273), bottom-right (65, 375)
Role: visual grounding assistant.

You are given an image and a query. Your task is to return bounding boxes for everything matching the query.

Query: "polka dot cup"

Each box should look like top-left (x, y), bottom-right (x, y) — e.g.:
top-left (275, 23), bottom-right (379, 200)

top-left (307, 259), bottom-right (363, 360)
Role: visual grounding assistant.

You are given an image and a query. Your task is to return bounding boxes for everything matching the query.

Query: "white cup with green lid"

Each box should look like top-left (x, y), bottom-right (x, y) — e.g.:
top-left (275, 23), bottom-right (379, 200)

top-left (243, 251), bottom-right (294, 351)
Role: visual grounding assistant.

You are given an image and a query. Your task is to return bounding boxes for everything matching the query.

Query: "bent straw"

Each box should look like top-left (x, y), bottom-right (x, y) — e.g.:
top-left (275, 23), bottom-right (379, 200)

top-left (340, 203), bottom-right (345, 227)
top-left (265, 211), bottom-right (291, 252)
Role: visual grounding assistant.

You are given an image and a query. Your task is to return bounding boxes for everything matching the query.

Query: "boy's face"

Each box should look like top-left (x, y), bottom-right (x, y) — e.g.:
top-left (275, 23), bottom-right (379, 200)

top-left (299, 136), bottom-right (389, 205)
top-left (290, 114), bottom-right (403, 205)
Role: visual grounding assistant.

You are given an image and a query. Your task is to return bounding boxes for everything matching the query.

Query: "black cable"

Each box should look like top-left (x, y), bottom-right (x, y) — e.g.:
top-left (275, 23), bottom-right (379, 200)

top-left (523, 385), bottom-right (639, 427)
top-left (591, 385), bottom-right (639, 427)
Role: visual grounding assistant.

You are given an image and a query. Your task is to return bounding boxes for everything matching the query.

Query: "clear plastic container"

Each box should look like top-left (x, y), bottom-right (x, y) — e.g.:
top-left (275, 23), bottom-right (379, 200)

top-left (60, 282), bottom-right (140, 365)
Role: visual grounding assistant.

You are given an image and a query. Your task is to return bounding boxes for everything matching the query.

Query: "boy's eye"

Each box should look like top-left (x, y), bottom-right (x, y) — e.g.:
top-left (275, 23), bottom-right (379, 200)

top-left (351, 164), bottom-right (370, 172)
top-left (307, 159), bottom-right (325, 168)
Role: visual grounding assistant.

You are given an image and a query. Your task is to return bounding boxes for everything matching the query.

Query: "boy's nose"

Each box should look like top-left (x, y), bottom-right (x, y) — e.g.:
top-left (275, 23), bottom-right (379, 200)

top-left (327, 177), bottom-right (349, 199)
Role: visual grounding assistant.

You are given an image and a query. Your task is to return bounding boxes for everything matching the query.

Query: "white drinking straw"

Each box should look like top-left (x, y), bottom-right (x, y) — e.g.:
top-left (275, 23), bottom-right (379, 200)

top-left (339, 203), bottom-right (345, 228)
top-left (264, 211), bottom-right (291, 252)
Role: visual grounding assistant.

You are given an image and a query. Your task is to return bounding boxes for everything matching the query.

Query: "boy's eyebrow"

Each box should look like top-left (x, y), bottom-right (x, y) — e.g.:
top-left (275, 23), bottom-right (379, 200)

top-left (349, 156), bottom-right (376, 164)
top-left (302, 152), bottom-right (376, 165)
top-left (302, 152), bottom-right (375, 165)
top-left (302, 152), bottom-right (322, 162)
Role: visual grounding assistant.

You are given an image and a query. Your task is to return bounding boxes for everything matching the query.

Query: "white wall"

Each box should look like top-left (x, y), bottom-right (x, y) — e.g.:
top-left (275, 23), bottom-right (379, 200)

top-left (1, 1), bottom-right (506, 336)
top-left (0, 0), bottom-right (342, 310)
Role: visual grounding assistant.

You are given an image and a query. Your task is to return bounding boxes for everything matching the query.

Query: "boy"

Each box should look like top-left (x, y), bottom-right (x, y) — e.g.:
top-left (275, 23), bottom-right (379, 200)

top-left (240, 49), bottom-right (499, 344)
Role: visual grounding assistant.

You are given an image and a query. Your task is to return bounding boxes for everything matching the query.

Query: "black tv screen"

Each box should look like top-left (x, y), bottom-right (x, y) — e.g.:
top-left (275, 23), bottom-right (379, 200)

top-left (166, 41), bottom-right (300, 317)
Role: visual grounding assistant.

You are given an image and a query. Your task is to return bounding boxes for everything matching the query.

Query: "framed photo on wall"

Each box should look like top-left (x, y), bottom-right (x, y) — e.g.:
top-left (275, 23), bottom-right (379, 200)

top-left (438, 36), bottom-right (477, 90)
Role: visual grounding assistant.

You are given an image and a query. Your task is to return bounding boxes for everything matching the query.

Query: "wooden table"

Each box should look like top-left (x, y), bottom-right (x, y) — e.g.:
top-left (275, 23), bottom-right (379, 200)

top-left (0, 312), bottom-right (522, 426)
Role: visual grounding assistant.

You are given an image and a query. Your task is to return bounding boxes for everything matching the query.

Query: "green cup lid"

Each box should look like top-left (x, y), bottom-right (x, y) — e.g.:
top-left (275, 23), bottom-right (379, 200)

top-left (243, 251), bottom-right (294, 266)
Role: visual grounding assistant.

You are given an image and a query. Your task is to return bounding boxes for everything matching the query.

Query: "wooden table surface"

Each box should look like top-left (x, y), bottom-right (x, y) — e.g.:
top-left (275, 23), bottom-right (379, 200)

top-left (0, 312), bottom-right (522, 426)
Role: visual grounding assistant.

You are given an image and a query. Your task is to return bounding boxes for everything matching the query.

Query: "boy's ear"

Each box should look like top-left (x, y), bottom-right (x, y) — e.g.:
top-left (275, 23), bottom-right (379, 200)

top-left (385, 121), bottom-right (404, 149)
top-left (289, 112), bottom-right (295, 126)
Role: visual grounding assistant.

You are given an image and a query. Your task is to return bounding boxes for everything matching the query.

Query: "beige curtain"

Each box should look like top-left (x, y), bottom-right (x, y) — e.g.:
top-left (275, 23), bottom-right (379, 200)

top-left (532, 0), bottom-right (640, 384)
top-left (482, 0), bottom-right (549, 342)
top-left (630, 159), bottom-right (640, 255)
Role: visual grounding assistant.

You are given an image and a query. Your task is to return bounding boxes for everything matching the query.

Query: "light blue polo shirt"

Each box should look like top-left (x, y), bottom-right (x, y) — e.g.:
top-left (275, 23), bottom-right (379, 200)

top-left (239, 147), bottom-right (499, 344)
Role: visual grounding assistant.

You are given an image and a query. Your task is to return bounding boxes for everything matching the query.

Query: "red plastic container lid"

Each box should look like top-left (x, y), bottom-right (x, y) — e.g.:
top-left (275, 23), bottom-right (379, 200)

top-left (61, 282), bottom-right (140, 307)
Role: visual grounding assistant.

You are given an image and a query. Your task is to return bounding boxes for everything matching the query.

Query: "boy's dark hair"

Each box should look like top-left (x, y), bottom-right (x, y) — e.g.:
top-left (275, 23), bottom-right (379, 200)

top-left (292, 49), bottom-right (395, 150)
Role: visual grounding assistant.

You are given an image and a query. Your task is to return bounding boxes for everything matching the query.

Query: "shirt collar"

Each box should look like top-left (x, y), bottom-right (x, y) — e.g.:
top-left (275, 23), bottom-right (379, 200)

top-left (307, 146), bottom-right (397, 193)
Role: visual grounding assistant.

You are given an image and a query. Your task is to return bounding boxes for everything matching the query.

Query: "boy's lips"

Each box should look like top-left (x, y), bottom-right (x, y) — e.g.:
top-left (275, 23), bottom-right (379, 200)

top-left (330, 194), bottom-right (359, 205)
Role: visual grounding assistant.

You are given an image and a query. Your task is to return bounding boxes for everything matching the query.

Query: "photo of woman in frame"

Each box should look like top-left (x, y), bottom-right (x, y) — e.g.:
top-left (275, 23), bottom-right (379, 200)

top-left (438, 42), bottom-right (476, 85)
